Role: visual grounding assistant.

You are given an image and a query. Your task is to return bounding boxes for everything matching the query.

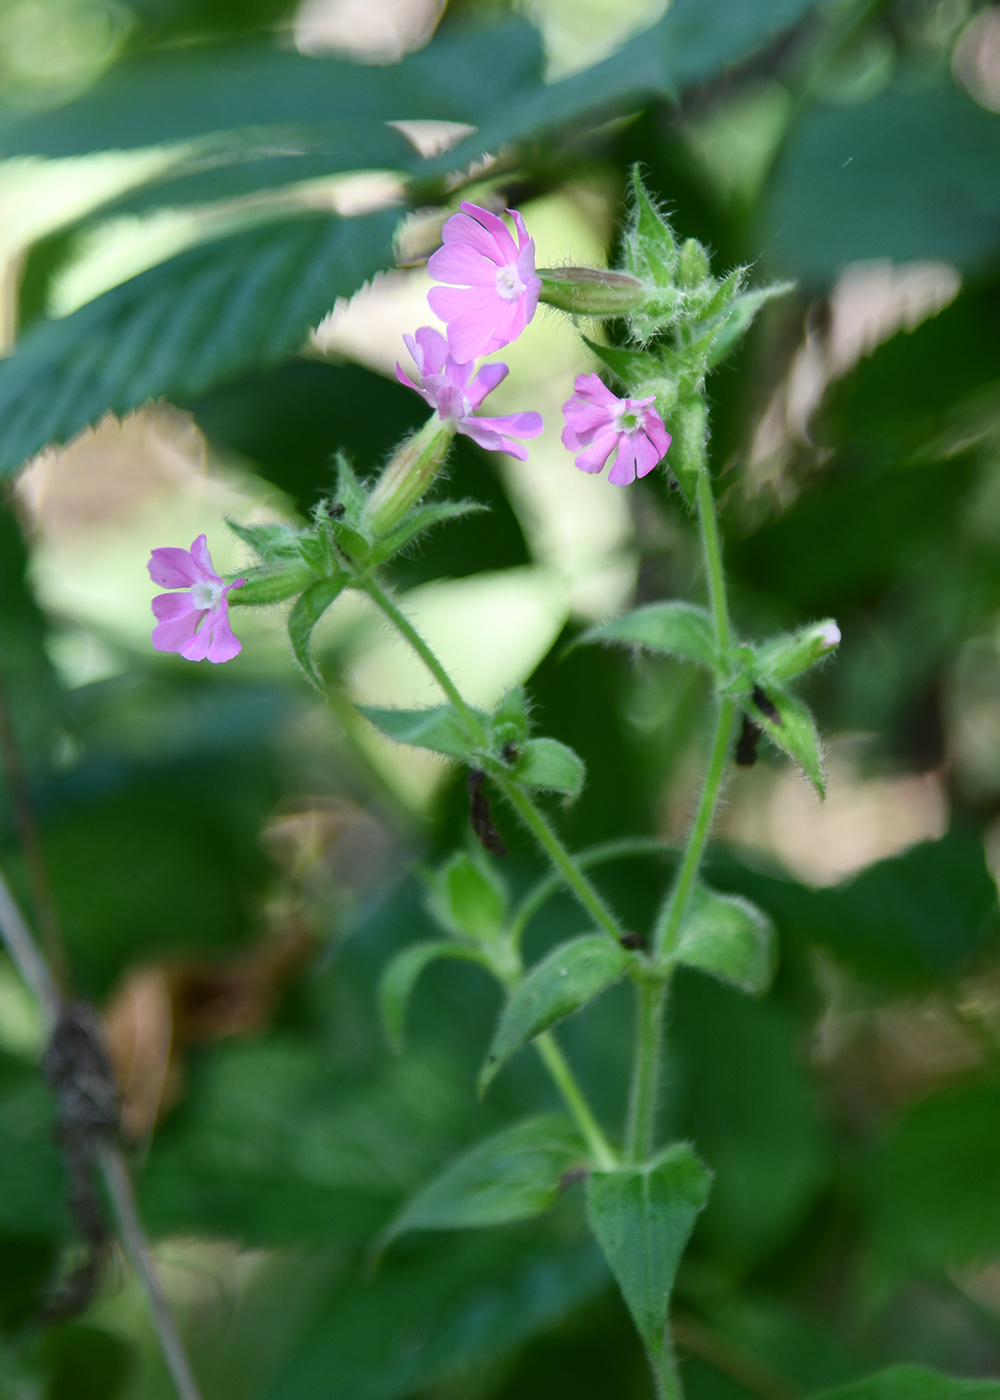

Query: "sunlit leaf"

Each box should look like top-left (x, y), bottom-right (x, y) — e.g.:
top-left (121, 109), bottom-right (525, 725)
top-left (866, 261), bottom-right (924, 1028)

top-left (674, 883), bottom-right (776, 995)
top-left (579, 602), bottom-right (716, 669)
top-left (508, 737), bottom-right (585, 798)
top-left (359, 705), bottom-right (479, 760)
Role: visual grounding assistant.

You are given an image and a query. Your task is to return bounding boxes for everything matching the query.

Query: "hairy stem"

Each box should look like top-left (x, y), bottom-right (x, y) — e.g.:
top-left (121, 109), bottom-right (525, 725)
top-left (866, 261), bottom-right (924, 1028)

top-left (623, 978), bottom-right (668, 1164)
top-left (535, 1033), bottom-right (616, 1170)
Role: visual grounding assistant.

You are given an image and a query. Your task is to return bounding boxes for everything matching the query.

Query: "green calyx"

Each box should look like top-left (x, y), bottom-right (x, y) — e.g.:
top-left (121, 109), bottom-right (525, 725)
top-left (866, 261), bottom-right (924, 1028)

top-left (363, 415), bottom-right (456, 537)
top-left (538, 267), bottom-right (647, 317)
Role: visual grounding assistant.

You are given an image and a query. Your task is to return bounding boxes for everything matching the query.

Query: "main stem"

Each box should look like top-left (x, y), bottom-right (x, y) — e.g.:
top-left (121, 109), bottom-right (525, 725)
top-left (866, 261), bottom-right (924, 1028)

top-left (359, 574), bottom-right (618, 1167)
top-left (626, 465), bottom-right (737, 1172)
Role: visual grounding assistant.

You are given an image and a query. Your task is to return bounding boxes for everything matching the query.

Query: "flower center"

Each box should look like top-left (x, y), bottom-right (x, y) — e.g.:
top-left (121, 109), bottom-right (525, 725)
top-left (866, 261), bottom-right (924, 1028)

top-left (495, 265), bottom-right (525, 302)
top-left (614, 408), bottom-right (641, 435)
top-left (190, 579), bottom-right (224, 611)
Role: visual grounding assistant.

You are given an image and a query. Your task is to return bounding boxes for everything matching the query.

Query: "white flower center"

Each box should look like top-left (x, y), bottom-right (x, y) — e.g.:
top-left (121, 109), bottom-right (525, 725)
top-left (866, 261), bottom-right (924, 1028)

top-left (190, 579), bottom-right (224, 610)
top-left (495, 265), bottom-right (524, 302)
top-left (613, 408), bottom-right (641, 435)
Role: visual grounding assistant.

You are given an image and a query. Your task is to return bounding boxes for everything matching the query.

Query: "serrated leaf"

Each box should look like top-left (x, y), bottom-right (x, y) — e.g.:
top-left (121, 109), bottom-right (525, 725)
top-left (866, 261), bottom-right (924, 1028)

top-left (480, 935), bottom-right (631, 1093)
top-left (810, 1367), bottom-right (1000, 1400)
top-left (0, 209), bottom-right (399, 479)
top-left (750, 686), bottom-right (826, 798)
top-left (358, 705), bottom-right (479, 760)
top-left (425, 853), bottom-right (506, 944)
top-left (509, 737), bottom-right (585, 798)
top-left (674, 883), bottom-right (775, 995)
top-left (380, 1116), bottom-right (587, 1246)
top-left (579, 602), bottom-right (716, 669)
top-left (370, 500), bottom-right (483, 567)
top-left (586, 1144), bottom-right (711, 1384)
top-left (289, 576), bottom-right (347, 691)
top-left (379, 940), bottom-right (494, 1054)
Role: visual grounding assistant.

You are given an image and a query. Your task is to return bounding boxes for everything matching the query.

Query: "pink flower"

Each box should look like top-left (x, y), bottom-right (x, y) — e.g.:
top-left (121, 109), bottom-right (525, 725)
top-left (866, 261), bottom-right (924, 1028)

top-left (147, 535), bottom-right (244, 664)
top-left (427, 202), bottom-right (541, 362)
top-left (561, 373), bottom-right (671, 486)
top-left (396, 327), bottom-right (543, 461)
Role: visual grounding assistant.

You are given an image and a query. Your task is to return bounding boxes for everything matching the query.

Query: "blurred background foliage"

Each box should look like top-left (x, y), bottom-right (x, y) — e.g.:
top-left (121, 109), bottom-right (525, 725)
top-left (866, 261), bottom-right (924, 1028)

top-left (3, 0), bottom-right (1000, 1397)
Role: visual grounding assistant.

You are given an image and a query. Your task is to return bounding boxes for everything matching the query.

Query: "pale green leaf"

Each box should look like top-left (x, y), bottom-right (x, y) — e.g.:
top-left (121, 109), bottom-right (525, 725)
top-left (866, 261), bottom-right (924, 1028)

top-left (380, 1116), bottom-right (587, 1245)
top-left (509, 737), bottom-right (585, 798)
top-left (810, 1367), bottom-right (1000, 1400)
top-left (751, 686), bottom-right (826, 798)
top-left (480, 935), bottom-right (631, 1093)
top-left (425, 853), bottom-right (506, 944)
top-left (358, 705), bottom-right (478, 760)
top-left (675, 883), bottom-right (776, 995)
top-left (579, 602), bottom-right (716, 669)
top-left (585, 1144), bottom-right (711, 1382)
top-left (752, 620), bottom-right (841, 684)
top-left (491, 686), bottom-right (530, 748)
top-left (379, 940), bottom-right (494, 1054)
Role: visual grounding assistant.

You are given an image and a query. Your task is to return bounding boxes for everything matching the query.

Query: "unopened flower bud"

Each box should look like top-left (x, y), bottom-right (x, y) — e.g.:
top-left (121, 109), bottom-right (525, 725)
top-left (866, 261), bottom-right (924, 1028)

top-left (677, 238), bottom-right (710, 289)
top-left (538, 267), bottom-right (647, 317)
top-left (363, 415), bottom-right (456, 537)
top-left (228, 562), bottom-right (320, 607)
top-left (754, 620), bottom-right (841, 683)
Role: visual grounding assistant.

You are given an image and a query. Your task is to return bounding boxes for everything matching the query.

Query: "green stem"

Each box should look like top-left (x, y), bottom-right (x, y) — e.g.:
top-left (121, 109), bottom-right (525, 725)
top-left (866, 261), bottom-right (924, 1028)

top-left (535, 1032), bottom-right (616, 1170)
top-left (624, 978), bottom-right (668, 1164)
top-left (653, 696), bottom-right (737, 956)
top-left (362, 576), bottom-right (486, 740)
top-left (494, 776), bottom-right (627, 945)
top-left (696, 467), bottom-right (732, 655)
top-left (358, 573), bottom-right (618, 1167)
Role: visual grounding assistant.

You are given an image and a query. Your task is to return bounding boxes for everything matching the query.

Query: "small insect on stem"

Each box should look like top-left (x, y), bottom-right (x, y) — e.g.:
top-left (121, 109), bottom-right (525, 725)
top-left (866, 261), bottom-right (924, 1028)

top-left (735, 714), bottom-right (762, 768)
top-left (466, 770), bottom-right (508, 857)
top-left (751, 685), bottom-right (782, 727)
top-left (619, 931), bottom-right (649, 951)
top-left (327, 502), bottom-right (346, 519)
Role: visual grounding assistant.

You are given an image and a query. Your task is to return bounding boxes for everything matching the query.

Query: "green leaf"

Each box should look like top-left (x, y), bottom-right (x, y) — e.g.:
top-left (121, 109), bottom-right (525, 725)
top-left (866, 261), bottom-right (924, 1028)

top-left (627, 168), bottom-right (678, 287)
top-left (0, 209), bottom-right (399, 479)
top-left (675, 884), bottom-right (776, 995)
top-left (425, 853), bottom-right (507, 945)
top-left (810, 1367), bottom-right (1000, 1400)
top-left (380, 1116), bottom-right (587, 1245)
top-left (491, 686), bottom-right (530, 748)
top-left (579, 602), bottom-right (716, 669)
top-left (288, 576), bottom-right (347, 692)
top-left (585, 1144), bottom-right (711, 1382)
top-left (229, 564), bottom-right (318, 608)
top-left (703, 283), bottom-right (795, 368)
top-left (370, 500), bottom-right (484, 566)
top-left (753, 620), bottom-right (841, 684)
top-left (263, 1233), bottom-right (607, 1400)
top-left (508, 737), bottom-right (585, 798)
top-left (582, 337), bottom-right (666, 395)
top-left (750, 686), bottom-right (826, 798)
top-left (358, 705), bottom-right (478, 761)
top-left (480, 934), bottom-right (631, 1093)
top-left (379, 940), bottom-right (494, 1054)
top-left (226, 520), bottom-right (307, 563)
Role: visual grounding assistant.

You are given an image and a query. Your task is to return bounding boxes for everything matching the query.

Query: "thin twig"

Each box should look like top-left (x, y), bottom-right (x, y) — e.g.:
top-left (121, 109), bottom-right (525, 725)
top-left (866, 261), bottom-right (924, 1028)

top-left (0, 865), bottom-right (203, 1400)
top-left (98, 1144), bottom-right (204, 1400)
top-left (0, 661), bottom-right (69, 992)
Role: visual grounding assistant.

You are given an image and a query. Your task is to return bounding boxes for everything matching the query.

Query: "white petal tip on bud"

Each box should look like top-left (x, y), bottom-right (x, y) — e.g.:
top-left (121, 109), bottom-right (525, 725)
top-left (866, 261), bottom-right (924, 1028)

top-left (816, 621), bottom-right (841, 651)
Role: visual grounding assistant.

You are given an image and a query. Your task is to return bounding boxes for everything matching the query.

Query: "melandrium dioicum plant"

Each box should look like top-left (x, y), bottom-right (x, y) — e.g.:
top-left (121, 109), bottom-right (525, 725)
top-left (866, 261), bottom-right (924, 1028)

top-left (147, 170), bottom-right (840, 1399)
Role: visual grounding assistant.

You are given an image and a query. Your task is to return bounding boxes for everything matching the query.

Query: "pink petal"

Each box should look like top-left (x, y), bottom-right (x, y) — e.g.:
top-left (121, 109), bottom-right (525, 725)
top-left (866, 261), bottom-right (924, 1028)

top-left (641, 409), bottom-right (671, 458)
top-left (510, 210), bottom-right (533, 254)
top-left (457, 419), bottom-right (507, 453)
top-left (475, 411), bottom-right (544, 439)
top-left (427, 242), bottom-right (497, 287)
top-left (572, 373), bottom-right (622, 410)
top-left (440, 207), bottom-right (507, 263)
top-left (457, 203), bottom-right (519, 263)
top-left (179, 604), bottom-right (240, 663)
top-left (608, 440), bottom-right (641, 486)
top-left (630, 428), bottom-right (667, 479)
top-left (151, 593), bottom-right (204, 652)
top-left (428, 286), bottom-right (506, 362)
top-left (465, 361), bottom-right (508, 409)
top-left (148, 546), bottom-right (201, 589)
top-left (188, 534), bottom-right (220, 583)
top-left (574, 429), bottom-right (620, 475)
top-left (562, 398), bottom-right (611, 441)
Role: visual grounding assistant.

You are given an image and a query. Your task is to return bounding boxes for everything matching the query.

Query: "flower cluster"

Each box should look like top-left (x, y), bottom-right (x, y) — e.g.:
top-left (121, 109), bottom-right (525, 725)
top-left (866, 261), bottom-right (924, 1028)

top-left (148, 199), bottom-right (674, 663)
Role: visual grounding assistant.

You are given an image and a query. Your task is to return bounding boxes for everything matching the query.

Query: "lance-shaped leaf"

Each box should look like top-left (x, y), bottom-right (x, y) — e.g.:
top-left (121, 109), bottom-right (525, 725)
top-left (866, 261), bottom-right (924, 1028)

top-left (359, 705), bottom-right (479, 761)
top-left (750, 685), bottom-right (826, 799)
top-left (508, 737), bottom-right (585, 798)
top-left (586, 1144), bottom-right (711, 1385)
top-left (627, 167), bottom-right (678, 288)
top-left (288, 575), bottom-right (347, 691)
top-left (480, 935), bottom-right (632, 1093)
top-left (379, 940), bottom-right (495, 1053)
top-left (703, 283), bottom-right (795, 369)
top-left (810, 1366), bottom-right (1000, 1400)
top-left (579, 602), bottom-right (716, 669)
top-left (491, 685), bottom-right (530, 748)
top-left (674, 883), bottom-right (776, 995)
top-left (370, 500), bottom-right (484, 566)
top-left (226, 519), bottom-right (308, 563)
top-left (379, 1116), bottom-right (587, 1247)
top-left (582, 337), bottom-right (666, 396)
